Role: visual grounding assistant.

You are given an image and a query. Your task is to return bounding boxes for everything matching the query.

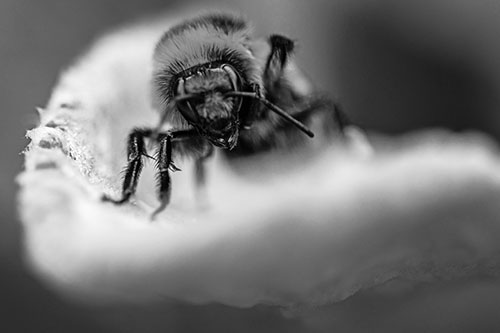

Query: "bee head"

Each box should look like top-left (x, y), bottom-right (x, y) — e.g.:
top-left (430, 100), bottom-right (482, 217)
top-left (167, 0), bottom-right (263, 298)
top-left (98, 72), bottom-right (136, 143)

top-left (174, 63), bottom-right (243, 149)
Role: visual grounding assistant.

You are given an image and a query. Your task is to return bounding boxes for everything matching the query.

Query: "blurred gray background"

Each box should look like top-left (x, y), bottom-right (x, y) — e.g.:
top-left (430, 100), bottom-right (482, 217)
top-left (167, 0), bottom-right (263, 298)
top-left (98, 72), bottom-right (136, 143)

top-left (3, 0), bottom-right (500, 332)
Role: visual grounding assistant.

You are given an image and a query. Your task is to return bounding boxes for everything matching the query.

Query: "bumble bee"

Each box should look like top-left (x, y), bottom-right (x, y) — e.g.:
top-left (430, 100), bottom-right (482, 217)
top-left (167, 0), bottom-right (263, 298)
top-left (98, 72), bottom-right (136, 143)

top-left (103, 12), bottom-right (348, 217)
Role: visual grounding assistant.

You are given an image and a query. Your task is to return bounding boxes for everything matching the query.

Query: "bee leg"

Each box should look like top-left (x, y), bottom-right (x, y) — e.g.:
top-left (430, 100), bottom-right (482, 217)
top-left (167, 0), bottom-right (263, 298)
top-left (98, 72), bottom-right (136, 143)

top-left (330, 101), bottom-right (351, 132)
top-left (151, 134), bottom-right (174, 219)
top-left (102, 128), bottom-right (152, 204)
top-left (294, 97), bottom-right (351, 134)
top-left (263, 34), bottom-right (294, 85)
top-left (194, 145), bottom-right (214, 206)
top-left (241, 35), bottom-right (294, 128)
top-left (151, 129), bottom-right (200, 219)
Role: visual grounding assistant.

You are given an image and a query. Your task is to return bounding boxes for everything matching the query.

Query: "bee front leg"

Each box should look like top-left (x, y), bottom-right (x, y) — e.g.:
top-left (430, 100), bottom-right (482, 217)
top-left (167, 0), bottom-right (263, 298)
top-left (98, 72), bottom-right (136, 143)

top-left (150, 128), bottom-right (199, 218)
top-left (103, 128), bottom-right (151, 204)
top-left (194, 144), bottom-right (214, 206)
top-left (151, 133), bottom-right (175, 219)
top-left (194, 145), bottom-right (214, 188)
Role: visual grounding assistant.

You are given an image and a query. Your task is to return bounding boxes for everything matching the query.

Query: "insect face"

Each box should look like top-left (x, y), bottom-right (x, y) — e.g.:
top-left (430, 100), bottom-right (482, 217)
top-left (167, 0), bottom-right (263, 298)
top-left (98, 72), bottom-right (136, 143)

top-left (175, 63), bottom-right (243, 149)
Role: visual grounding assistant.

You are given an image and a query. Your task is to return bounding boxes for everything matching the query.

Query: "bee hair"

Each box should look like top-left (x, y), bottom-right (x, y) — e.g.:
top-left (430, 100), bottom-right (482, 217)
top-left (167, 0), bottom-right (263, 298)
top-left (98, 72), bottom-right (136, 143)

top-left (153, 13), bottom-right (263, 127)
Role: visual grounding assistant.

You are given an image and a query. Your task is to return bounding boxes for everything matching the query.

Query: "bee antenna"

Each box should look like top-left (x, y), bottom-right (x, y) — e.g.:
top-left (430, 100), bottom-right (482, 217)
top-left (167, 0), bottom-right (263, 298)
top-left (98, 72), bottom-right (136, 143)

top-left (224, 91), bottom-right (314, 138)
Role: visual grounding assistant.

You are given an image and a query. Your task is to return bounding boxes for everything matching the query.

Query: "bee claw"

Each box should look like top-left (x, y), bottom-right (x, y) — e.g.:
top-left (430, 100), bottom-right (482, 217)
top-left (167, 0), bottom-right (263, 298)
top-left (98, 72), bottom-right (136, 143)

top-left (144, 153), bottom-right (156, 160)
top-left (150, 211), bottom-right (159, 221)
top-left (150, 197), bottom-right (169, 221)
top-left (102, 193), bottom-right (130, 205)
top-left (169, 163), bottom-right (181, 172)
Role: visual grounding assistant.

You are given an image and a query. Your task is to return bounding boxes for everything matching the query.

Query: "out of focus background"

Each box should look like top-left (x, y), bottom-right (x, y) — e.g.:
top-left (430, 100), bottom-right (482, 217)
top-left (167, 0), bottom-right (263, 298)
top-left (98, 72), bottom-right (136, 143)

top-left (4, 0), bottom-right (500, 332)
